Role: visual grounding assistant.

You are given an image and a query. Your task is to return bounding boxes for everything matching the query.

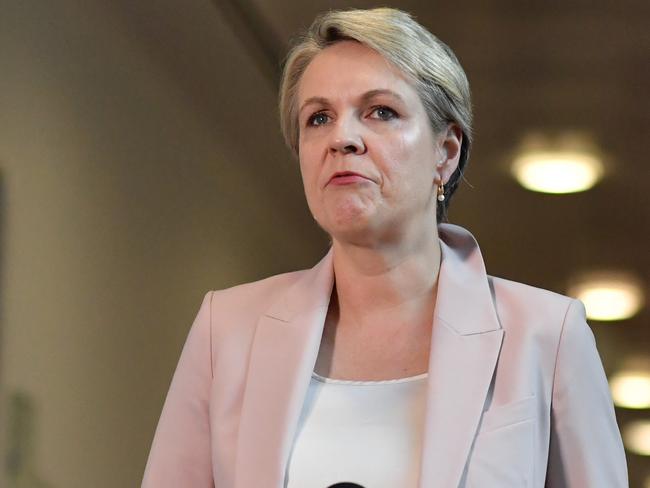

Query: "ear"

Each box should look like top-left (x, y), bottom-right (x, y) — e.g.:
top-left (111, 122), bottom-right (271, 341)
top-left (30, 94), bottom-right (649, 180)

top-left (435, 123), bottom-right (463, 183)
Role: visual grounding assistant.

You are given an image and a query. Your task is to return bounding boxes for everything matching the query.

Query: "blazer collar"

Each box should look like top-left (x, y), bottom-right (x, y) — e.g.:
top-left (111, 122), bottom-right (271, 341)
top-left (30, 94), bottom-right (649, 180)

top-left (434, 223), bottom-right (502, 335)
top-left (234, 223), bottom-right (503, 488)
top-left (262, 244), bottom-right (334, 324)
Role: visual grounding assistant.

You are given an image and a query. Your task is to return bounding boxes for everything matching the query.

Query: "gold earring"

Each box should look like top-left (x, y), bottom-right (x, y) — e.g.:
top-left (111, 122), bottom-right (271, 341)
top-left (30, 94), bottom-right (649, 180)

top-left (437, 182), bottom-right (445, 202)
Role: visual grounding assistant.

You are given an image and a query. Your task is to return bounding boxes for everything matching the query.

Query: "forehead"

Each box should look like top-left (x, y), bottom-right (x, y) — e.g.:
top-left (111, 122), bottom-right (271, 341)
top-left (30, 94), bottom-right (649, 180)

top-left (297, 40), bottom-right (418, 104)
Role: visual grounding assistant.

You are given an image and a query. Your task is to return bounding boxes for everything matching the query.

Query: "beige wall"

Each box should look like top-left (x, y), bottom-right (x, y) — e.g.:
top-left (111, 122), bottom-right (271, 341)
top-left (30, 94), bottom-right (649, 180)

top-left (0, 1), bottom-right (323, 486)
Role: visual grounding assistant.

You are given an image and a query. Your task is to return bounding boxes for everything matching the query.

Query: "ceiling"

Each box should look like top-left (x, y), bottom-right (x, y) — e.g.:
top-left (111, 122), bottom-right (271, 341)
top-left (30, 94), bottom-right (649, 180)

top-left (116, 0), bottom-right (649, 482)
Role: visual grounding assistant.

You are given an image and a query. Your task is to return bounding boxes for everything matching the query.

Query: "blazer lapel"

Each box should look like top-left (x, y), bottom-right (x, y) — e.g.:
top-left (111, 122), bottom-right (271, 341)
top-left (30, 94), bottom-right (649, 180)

top-left (234, 248), bottom-right (335, 488)
top-left (418, 224), bottom-right (504, 487)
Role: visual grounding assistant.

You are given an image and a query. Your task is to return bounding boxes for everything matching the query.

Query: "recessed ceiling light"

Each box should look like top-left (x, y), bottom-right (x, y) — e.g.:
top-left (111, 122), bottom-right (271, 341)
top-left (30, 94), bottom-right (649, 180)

top-left (610, 371), bottom-right (650, 409)
top-left (567, 272), bottom-right (645, 321)
top-left (512, 151), bottom-right (603, 194)
top-left (510, 132), bottom-right (605, 194)
top-left (623, 420), bottom-right (650, 456)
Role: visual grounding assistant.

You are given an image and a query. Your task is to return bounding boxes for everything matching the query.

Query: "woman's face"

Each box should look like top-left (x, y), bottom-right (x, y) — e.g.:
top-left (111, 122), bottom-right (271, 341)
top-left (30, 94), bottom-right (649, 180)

top-left (297, 40), bottom-right (455, 245)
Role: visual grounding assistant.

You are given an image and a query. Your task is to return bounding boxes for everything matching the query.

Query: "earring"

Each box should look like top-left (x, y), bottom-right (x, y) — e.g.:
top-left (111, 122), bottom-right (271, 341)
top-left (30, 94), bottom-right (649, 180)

top-left (437, 181), bottom-right (445, 202)
top-left (436, 158), bottom-right (445, 202)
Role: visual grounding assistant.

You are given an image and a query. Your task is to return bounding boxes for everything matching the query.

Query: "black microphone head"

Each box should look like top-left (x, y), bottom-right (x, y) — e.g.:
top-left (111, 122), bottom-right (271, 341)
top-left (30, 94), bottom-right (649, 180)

top-left (327, 483), bottom-right (365, 488)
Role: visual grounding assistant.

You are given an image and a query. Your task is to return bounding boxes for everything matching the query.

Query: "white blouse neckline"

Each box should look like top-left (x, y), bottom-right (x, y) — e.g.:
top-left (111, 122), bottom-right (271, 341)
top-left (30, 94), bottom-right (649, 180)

top-left (311, 370), bottom-right (429, 386)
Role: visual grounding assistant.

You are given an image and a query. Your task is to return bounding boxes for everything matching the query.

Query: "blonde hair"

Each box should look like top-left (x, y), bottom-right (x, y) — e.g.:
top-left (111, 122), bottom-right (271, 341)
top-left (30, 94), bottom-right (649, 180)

top-left (278, 7), bottom-right (473, 221)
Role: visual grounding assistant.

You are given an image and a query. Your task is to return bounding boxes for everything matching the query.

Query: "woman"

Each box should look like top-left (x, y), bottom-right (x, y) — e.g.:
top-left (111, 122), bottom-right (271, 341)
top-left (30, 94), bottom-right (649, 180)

top-left (142, 8), bottom-right (628, 488)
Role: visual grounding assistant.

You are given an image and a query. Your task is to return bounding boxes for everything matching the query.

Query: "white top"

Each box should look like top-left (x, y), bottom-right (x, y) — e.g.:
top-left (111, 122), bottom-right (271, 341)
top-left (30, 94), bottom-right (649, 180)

top-left (285, 370), bottom-right (429, 488)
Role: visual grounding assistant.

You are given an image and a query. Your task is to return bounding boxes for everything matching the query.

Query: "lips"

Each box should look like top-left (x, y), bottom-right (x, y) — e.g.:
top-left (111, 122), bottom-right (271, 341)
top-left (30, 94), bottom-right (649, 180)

top-left (327, 171), bottom-right (370, 185)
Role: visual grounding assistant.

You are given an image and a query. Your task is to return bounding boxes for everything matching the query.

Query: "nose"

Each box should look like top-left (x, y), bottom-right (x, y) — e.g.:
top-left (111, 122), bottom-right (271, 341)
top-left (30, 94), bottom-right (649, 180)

top-left (328, 117), bottom-right (367, 155)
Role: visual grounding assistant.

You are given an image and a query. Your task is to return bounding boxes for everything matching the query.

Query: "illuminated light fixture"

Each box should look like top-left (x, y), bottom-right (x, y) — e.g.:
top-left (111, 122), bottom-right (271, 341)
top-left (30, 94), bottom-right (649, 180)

top-left (512, 151), bottom-right (603, 193)
top-left (567, 271), bottom-right (645, 321)
top-left (510, 132), bottom-right (605, 194)
top-left (623, 420), bottom-right (650, 456)
top-left (610, 371), bottom-right (650, 409)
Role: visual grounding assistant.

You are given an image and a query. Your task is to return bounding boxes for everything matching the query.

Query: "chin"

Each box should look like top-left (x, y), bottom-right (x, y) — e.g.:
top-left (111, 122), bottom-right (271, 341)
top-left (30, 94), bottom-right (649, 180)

top-left (320, 214), bottom-right (385, 246)
top-left (311, 197), bottom-right (386, 242)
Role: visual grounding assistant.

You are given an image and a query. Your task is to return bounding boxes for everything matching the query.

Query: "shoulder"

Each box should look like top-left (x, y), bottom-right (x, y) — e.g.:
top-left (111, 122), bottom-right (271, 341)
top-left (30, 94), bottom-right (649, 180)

top-left (487, 274), bottom-right (583, 340)
top-left (487, 276), bottom-right (596, 386)
top-left (489, 275), bottom-right (574, 312)
top-left (206, 267), bottom-right (309, 319)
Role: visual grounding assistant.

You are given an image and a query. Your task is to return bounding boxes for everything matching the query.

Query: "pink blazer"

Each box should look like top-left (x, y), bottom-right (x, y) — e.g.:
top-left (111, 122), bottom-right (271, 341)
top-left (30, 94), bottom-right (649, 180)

top-left (142, 223), bottom-right (628, 487)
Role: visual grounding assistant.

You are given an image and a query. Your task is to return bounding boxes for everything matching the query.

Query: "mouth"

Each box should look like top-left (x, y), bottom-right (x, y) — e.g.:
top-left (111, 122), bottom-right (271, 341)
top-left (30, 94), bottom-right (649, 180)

top-left (327, 171), bottom-right (371, 186)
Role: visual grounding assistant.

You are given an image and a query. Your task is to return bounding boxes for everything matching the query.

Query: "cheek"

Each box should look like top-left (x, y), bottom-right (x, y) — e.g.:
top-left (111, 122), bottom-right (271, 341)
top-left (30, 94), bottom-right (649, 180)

top-left (386, 131), bottom-right (433, 189)
top-left (298, 152), bottom-right (320, 199)
top-left (376, 137), bottom-right (436, 211)
top-left (401, 122), bottom-right (435, 164)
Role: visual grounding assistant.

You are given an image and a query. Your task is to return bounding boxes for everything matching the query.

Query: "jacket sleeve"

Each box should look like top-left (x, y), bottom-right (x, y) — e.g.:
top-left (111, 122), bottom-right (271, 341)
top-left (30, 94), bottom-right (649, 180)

top-left (142, 291), bottom-right (215, 488)
top-left (545, 299), bottom-right (628, 487)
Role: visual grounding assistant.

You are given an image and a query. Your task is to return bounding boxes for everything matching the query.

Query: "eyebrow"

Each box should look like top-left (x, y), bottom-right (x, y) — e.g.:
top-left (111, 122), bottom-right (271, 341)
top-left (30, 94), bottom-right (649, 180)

top-left (298, 89), bottom-right (405, 117)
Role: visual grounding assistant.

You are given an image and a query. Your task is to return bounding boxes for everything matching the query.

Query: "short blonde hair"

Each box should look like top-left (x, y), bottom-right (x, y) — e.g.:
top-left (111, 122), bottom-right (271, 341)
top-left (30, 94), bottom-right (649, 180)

top-left (278, 7), bottom-right (473, 221)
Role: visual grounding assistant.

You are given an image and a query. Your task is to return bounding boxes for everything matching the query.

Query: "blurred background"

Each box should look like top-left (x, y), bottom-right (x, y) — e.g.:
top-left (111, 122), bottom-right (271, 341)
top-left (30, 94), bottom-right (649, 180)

top-left (0, 0), bottom-right (648, 486)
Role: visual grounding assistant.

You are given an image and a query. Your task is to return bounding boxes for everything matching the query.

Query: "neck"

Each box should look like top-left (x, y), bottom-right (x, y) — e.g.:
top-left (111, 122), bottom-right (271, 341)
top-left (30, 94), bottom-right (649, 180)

top-left (329, 224), bottom-right (442, 330)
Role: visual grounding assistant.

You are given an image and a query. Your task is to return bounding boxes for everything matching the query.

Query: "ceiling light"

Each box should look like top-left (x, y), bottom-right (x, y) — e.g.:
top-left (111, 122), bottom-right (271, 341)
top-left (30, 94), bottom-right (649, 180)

top-left (512, 151), bottom-right (603, 193)
top-left (610, 371), bottom-right (650, 409)
top-left (623, 420), bottom-right (650, 456)
top-left (567, 272), bottom-right (645, 321)
top-left (510, 132), bottom-right (605, 194)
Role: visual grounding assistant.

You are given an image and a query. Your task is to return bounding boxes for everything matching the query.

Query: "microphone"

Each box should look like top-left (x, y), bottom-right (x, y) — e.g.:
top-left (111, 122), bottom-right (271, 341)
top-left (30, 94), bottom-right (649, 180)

top-left (326, 484), bottom-right (365, 488)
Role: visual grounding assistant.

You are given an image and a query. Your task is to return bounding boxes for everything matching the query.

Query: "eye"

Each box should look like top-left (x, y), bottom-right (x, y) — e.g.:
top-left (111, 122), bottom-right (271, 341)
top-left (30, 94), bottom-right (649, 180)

top-left (306, 111), bottom-right (330, 127)
top-left (369, 105), bottom-right (398, 121)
